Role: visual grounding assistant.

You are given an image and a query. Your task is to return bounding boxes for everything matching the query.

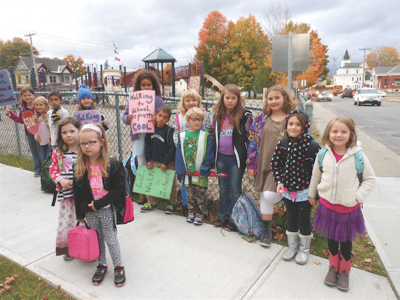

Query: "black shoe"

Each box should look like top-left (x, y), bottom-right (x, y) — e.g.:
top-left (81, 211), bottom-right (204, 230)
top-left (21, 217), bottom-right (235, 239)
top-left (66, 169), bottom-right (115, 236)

top-left (225, 222), bottom-right (237, 232)
top-left (92, 265), bottom-right (108, 286)
top-left (182, 205), bottom-right (189, 217)
top-left (260, 220), bottom-right (272, 247)
top-left (213, 219), bottom-right (228, 228)
top-left (114, 266), bottom-right (126, 287)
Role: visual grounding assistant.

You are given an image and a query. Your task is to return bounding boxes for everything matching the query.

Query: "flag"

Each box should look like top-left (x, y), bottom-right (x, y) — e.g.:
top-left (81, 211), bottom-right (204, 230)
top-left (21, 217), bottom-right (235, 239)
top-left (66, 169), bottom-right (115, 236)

top-left (115, 57), bottom-right (120, 61)
top-left (112, 41), bottom-right (118, 49)
top-left (114, 50), bottom-right (119, 54)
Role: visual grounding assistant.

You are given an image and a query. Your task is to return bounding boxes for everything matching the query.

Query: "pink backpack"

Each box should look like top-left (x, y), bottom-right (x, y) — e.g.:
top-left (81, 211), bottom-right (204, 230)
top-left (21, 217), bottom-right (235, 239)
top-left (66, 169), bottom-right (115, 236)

top-left (68, 221), bottom-right (100, 261)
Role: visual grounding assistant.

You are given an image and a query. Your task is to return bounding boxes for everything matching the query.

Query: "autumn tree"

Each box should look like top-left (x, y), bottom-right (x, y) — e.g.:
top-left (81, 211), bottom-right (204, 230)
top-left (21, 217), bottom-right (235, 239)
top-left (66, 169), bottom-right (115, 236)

top-left (255, 63), bottom-right (275, 93)
top-left (42, 57), bottom-right (61, 60)
top-left (224, 15), bottom-right (270, 93)
top-left (0, 37), bottom-right (39, 70)
top-left (63, 54), bottom-right (85, 76)
top-left (366, 46), bottom-right (400, 68)
top-left (262, 3), bottom-right (293, 38)
top-left (194, 11), bottom-right (230, 84)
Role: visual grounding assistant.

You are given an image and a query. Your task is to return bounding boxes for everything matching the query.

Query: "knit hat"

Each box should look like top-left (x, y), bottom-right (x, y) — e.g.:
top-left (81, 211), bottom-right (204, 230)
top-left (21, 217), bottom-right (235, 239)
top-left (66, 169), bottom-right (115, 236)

top-left (78, 84), bottom-right (93, 102)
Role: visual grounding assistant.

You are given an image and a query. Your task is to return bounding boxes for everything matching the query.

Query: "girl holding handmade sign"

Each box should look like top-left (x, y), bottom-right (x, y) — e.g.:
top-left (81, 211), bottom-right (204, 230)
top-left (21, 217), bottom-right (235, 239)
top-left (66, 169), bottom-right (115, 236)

top-left (49, 117), bottom-right (81, 260)
top-left (5, 87), bottom-right (42, 177)
top-left (76, 84), bottom-right (110, 131)
top-left (169, 89), bottom-right (212, 216)
top-left (123, 69), bottom-right (165, 205)
top-left (33, 96), bottom-right (51, 163)
top-left (73, 124), bottom-right (126, 287)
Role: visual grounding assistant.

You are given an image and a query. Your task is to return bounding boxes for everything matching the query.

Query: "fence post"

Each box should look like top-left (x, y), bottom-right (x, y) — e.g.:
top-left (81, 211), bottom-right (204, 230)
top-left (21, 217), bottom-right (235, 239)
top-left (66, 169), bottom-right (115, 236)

top-left (124, 66), bottom-right (127, 92)
top-left (100, 64), bottom-right (104, 91)
top-left (30, 67), bottom-right (37, 90)
top-left (41, 69), bottom-right (46, 90)
top-left (201, 62), bottom-right (205, 98)
top-left (75, 72), bottom-right (78, 90)
top-left (305, 99), bottom-right (314, 135)
top-left (114, 94), bottom-right (124, 160)
top-left (12, 105), bottom-right (22, 156)
top-left (87, 66), bottom-right (91, 88)
top-left (10, 67), bottom-right (17, 90)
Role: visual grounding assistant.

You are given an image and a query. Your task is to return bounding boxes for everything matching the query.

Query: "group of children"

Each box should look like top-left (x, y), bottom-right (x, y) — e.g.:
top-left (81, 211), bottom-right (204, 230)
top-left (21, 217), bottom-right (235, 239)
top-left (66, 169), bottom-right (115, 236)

top-left (6, 69), bottom-right (376, 291)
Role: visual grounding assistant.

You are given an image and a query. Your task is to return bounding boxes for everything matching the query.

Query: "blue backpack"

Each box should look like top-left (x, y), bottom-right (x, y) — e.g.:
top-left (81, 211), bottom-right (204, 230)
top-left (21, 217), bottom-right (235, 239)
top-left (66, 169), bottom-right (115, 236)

top-left (231, 193), bottom-right (263, 242)
top-left (317, 147), bottom-right (364, 185)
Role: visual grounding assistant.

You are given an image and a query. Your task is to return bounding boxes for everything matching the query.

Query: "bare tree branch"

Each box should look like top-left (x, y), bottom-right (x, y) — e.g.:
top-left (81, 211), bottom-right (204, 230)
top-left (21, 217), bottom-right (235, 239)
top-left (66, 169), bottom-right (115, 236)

top-left (262, 3), bottom-right (293, 37)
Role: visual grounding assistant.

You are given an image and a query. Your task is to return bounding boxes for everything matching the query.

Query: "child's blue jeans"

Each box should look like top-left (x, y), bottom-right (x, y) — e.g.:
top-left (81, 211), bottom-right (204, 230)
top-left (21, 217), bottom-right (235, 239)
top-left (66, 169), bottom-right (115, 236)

top-left (26, 134), bottom-right (42, 173)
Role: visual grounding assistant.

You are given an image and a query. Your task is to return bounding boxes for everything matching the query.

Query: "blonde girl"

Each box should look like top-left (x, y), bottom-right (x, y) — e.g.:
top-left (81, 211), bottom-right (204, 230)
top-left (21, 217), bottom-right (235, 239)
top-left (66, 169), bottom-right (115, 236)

top-left (170, 89), bottom-right (212, 215)
top-left (6, 87), bottom-right (41, 176)
top-left (309, 117), bottom-right (375, 291)
top-left (49, 117), bottom-right (81, 260)
top-left (33, 96), bottom-right (51, 162)
top-left (247, 85), bottom-right (296, 247)
top-left (123, 69), bottom-right (165, 204)
top-left (209, 84), bottom-right (253, 231)
top-left (76, 84), bottom-right (109, 131)
top-left (73, 124), bottom-right (126, 287)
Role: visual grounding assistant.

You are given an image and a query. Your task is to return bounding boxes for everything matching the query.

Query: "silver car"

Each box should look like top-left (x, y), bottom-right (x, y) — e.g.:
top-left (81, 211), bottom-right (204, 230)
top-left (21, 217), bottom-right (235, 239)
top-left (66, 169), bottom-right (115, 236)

top-left (353, 88), bottom-right (382, 106)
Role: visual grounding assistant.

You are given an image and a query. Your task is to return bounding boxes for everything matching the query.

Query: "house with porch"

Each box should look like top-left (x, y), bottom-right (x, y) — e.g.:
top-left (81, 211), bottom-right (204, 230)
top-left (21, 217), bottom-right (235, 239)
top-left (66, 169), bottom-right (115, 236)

top-left (14, 57), bottom-right (74, 89)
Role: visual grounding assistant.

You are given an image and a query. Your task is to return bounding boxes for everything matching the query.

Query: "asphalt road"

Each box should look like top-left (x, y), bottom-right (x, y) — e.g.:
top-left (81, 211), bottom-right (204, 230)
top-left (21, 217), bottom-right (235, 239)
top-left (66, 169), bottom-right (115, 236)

top-left (316, 96), bottom-right (400, 155)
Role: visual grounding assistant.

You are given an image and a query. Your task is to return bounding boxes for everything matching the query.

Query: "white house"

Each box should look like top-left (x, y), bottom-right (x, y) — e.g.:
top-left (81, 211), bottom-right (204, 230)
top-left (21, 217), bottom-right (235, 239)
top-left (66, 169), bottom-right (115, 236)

top-left (334, 50), bottom-right (372, 89)
top-left (175, 78), bottom-right (188, 96)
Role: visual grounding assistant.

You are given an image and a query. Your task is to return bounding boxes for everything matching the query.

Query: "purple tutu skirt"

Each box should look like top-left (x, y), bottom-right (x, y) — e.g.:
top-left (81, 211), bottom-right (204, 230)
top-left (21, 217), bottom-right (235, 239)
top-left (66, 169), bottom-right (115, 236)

top-left (313, 201), bottom-right (365, 242)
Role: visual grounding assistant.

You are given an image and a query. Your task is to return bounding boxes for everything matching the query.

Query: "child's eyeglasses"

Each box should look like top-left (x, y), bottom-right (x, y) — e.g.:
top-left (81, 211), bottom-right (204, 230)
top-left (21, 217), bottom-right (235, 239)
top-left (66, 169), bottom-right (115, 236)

top-left (79, 140), bottom-right (100, 147)
top-left (190, 118), bottom-right (203, 122)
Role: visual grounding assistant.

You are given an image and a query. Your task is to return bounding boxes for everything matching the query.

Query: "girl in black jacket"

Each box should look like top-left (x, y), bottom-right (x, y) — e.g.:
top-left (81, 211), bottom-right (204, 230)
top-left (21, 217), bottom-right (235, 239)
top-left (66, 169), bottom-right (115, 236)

top-left (73, 124), bottom-right (126, 287)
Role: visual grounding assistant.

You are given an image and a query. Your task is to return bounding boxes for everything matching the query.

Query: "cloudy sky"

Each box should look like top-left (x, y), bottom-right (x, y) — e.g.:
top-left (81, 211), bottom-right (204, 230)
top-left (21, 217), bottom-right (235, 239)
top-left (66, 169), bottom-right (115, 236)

top-left (2, 0), bottom-right (400, 76)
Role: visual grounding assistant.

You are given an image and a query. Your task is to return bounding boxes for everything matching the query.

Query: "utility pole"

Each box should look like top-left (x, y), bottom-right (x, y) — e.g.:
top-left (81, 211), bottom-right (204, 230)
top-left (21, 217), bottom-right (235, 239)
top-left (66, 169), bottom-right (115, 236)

top-left (332, 57), bottom-right (338, 84)
top-left (24, 32), bottom-right (39, 86)
top-left (359, 47), bottom-right (371, 88)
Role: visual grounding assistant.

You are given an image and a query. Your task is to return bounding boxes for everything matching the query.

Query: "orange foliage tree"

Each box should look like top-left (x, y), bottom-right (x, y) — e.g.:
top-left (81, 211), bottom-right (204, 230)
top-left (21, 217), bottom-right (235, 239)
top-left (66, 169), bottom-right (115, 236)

top-left (194, 11), bottom-right (230, 84)
top-left (0, 37), bottom-right (39, 70)
top-left (366, 46), bottom-right (400, 68)
top-left (63, 54), bottom-right (85, 76)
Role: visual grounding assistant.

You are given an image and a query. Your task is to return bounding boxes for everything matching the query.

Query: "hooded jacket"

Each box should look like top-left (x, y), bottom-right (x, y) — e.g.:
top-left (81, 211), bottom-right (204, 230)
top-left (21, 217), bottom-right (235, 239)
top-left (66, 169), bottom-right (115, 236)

top-left (308, 144), bottom-right (376, 207)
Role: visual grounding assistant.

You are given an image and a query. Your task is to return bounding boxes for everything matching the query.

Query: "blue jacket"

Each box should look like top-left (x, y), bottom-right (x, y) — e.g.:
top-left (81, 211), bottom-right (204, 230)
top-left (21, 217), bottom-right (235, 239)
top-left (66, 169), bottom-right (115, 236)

top-left (145, 125), bottom-right (175, 166)
top-left (175, 130), bottom-right (214, 186)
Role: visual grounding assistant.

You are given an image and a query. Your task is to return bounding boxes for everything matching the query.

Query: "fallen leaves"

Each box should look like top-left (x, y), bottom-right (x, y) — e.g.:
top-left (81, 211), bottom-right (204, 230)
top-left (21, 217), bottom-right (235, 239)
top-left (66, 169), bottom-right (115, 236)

top-left (313, 260), bottom-right (321, 265)
top-left (364, 258), bottom-right (372, 263)
top-left (322, 250), bottom-right (328, 258)
top-left (0, 274), bottom-right (21, 295)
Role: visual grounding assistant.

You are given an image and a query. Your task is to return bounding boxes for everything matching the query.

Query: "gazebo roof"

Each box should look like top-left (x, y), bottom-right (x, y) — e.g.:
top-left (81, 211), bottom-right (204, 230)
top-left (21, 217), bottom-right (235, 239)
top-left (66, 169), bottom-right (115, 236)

top-left (142, 48), bottom-right (176, 63)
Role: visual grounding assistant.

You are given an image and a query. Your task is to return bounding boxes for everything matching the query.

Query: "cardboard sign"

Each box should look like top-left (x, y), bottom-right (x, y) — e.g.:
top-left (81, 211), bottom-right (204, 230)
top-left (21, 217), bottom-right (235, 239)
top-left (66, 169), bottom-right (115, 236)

top-left (133, 165), bottom-right (175, 199)
top-left (73, 109), bottom-right (102, 125)
top-left (129, 90), bottom-right (155, 133)
top-left (0, 70), bottom-right (18, 107)
top-left (22, 111), bottom-right (39, 134)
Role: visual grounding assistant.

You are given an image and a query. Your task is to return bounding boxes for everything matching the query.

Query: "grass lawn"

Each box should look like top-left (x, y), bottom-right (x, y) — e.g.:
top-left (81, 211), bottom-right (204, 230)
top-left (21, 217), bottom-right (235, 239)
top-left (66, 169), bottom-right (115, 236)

top-left (0, 153), bottom-right (34, 172)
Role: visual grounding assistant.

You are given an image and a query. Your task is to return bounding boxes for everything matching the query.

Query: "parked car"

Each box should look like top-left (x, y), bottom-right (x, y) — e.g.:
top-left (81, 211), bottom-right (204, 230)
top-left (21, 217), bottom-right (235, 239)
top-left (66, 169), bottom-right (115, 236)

top-left (341, 88), bottom-right (353, 98)
top-left (377, 90), bottom-right (386, 97)
top-left (353, 88), bottom-right (382, 106)
top-left (316, 90), bottom-right (332, 102)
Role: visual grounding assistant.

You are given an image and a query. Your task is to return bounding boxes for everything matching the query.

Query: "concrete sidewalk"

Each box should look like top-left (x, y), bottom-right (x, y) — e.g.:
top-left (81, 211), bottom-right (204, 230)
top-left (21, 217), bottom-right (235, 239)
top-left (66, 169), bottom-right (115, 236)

top-left (0, 163), bottom-right (397, 299)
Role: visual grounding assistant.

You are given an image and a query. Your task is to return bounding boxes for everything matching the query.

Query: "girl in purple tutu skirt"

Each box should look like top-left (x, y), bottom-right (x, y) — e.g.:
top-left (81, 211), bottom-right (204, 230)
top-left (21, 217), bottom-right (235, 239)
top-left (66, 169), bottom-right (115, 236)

top-left (308, 116), bottom-right (375, 291)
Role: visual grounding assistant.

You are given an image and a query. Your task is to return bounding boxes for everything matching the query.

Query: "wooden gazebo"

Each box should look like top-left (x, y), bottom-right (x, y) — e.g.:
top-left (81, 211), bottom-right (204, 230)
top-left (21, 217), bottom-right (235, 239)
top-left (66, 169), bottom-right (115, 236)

top-left (142, 48), bottom-right (177, 97)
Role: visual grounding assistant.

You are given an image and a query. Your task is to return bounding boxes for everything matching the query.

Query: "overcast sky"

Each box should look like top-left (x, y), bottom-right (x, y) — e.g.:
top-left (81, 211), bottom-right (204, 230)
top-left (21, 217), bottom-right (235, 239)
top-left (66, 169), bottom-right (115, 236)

top-left (2, 0), bottom-right (400, 77)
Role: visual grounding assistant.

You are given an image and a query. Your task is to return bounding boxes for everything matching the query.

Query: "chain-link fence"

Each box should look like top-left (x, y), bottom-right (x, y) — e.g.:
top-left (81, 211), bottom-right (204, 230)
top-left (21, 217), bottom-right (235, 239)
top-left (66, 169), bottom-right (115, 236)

top-left (0, 90), bottom-right (313, 204)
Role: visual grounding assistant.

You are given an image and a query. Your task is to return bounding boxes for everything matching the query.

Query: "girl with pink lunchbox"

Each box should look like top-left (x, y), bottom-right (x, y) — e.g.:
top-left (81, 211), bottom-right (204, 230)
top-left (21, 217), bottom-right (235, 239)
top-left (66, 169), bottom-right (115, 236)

top-left (73, 124), bottom-right (126, 287)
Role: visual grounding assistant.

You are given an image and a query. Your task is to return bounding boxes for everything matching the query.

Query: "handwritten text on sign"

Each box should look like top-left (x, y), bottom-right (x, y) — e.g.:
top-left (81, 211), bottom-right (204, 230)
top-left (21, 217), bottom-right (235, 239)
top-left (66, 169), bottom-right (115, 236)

top-left (22, 111), bottom-right (39, 134)
top-left (133, 165), bottom-right (175, 199)
top-left (73, 110), bottom-right (102, 125)
top-left (0, 70), bottom-right (18, 107)
top-left (129, 90), bottom-right (155, 133)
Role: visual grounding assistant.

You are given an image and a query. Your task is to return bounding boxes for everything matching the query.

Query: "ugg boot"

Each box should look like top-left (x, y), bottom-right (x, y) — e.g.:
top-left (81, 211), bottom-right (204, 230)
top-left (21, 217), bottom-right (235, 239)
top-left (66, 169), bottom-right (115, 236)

top-left (295, 233), bottom-right (313, 264)
top-left (282, 231), bottom-right (299, 261)
top-left (337, 252), bottom-right (354, 291)
top-left (260, 220), bottom-right (272, 247)
top-left (138, 194), bottom-right (147, 205)
top-left (324, 250), bottom-right (340, 286)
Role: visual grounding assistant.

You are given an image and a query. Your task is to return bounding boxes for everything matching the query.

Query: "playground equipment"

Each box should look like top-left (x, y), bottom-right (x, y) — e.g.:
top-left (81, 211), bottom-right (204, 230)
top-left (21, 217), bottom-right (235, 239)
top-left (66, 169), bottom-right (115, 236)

top-left (102, 69), bottom-right (128, 106)
top-left (204, 74), bottom-right (224, 93)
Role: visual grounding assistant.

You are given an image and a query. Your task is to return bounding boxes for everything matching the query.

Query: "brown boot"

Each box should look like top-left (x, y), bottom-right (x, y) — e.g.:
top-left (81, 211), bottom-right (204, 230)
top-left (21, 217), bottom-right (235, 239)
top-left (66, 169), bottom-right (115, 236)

top-left (324, 249), bottom-right (340, 286)
top-left (337, 252), bottom-right (354, 291)
top-left (138, 194), bottom-right (147, 205)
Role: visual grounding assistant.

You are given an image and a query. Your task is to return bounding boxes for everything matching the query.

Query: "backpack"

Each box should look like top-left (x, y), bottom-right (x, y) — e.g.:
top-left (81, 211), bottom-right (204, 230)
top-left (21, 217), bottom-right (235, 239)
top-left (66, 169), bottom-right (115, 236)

top-left (317, 147), bottom-right (364, 185)
top-left (279, 137), bottom-right (320, 178)
top-left (40, 152), bottom-right (56, 194)
top-left (104, 157), bottom-right (134, 225)
top-left (231, 193), bottom-right (263, 242)
top-left (123, 154), bottom-right (138, 191)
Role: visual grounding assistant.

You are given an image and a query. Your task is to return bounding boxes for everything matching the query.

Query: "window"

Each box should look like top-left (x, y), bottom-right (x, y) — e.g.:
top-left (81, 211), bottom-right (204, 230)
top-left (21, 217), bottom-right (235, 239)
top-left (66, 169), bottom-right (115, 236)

top-left (388, 79), bottom-right (390, 85)
top-left (49, 76), bottom-right (56, 83)
top-left (395, 79), bottom-right (400, 85)
top-left (356, 70), bottom-right (359, 73)
top-left (352, 77), bottom-right (354, 81)
top-left (346, 70), bottom-right (349, 74)
top-left (385, 79), bottom-right (387, 85)
top-left (358, 77), bottom-right (361, 81)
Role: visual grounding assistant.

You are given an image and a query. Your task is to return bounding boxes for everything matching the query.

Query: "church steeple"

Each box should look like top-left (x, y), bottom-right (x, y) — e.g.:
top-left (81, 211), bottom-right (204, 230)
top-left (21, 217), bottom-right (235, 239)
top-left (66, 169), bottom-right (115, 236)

top-left (344, 49), bottom-right (350, 60)
top-left (341, 49), bottom-right (351, 67)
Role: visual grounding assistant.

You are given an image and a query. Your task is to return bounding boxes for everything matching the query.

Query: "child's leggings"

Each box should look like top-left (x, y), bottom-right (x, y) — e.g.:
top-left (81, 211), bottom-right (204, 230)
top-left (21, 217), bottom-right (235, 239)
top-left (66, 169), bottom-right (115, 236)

top-left (283, 198), bottom-right (312, 235)
top-left (328, 239), bottom-right (352, 260)
top-left (259, 191), bottom-right (282, 215)
top-left (86, 206), bottom-right (122, 267)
